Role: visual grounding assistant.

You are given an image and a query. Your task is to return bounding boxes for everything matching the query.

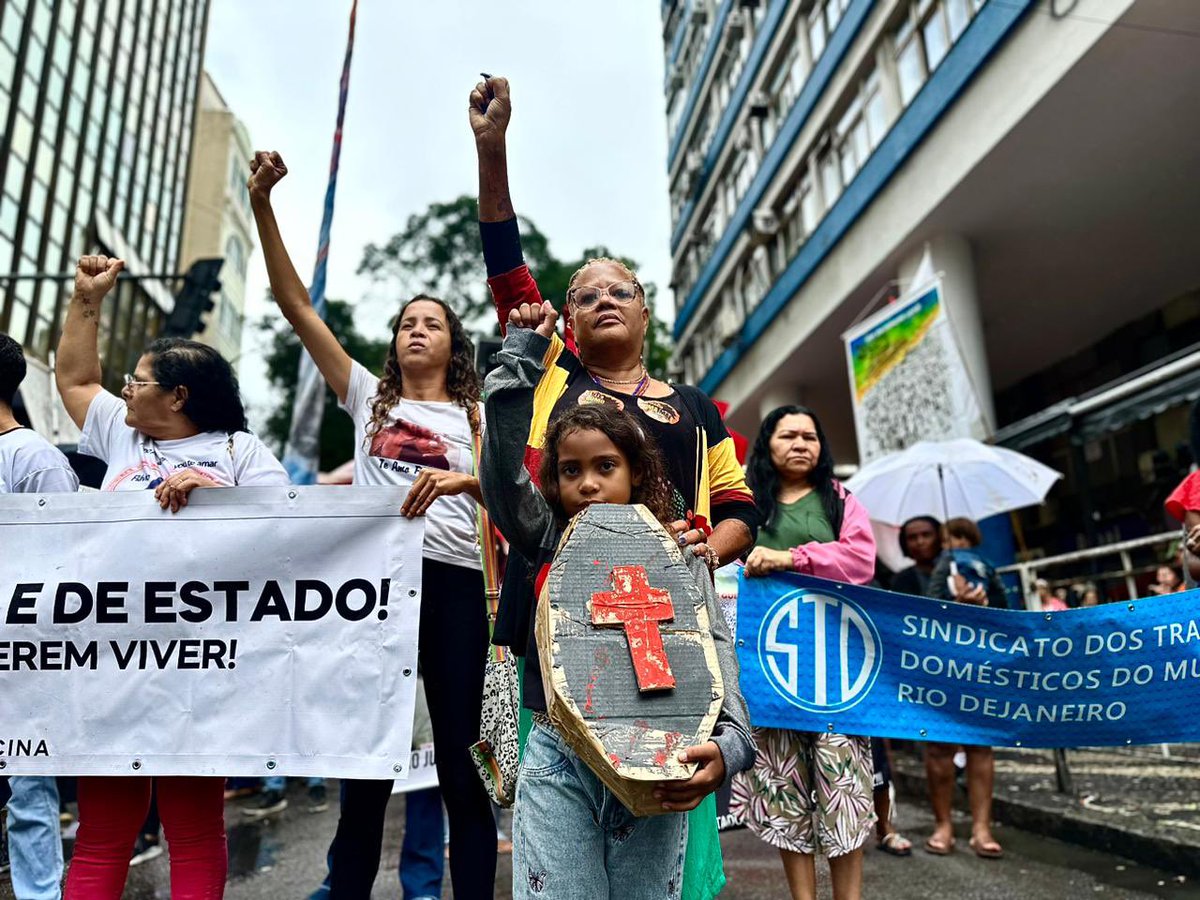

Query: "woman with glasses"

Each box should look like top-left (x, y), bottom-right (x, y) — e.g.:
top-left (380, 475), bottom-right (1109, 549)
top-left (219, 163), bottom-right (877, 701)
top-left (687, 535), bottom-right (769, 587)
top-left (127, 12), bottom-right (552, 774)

top-left (470, 76), bottom-right (760, 900)
top-left (54, 255), bottom-right (288, 898)
top-left (246, 151), bottom-right (497, 899)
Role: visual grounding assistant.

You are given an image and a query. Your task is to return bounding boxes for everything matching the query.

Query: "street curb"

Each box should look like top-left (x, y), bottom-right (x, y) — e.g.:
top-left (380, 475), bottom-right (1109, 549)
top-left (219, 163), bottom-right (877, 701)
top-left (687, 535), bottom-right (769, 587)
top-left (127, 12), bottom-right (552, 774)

top-left (891, 763), bottom-right (1200, 877)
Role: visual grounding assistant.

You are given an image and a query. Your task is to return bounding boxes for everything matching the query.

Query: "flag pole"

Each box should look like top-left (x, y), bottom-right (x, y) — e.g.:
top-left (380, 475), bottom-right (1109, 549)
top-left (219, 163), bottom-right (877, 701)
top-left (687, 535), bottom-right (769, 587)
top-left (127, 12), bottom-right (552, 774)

top-left (281, 0), bottom-right (359, 485)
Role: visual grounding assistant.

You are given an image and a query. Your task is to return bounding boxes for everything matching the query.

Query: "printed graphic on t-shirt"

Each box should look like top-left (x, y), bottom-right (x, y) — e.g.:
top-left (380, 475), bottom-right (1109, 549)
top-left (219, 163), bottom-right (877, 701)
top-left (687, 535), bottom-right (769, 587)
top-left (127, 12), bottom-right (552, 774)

top-left (368, 417), bottom-right (453, 472)
top-left (104, 459), bottom-right (227, 491)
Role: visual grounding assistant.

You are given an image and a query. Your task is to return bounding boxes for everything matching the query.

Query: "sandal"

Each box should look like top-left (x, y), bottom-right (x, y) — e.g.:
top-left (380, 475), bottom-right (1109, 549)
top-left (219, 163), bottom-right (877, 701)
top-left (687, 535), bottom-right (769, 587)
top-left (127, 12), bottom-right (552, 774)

top-left (877, 832), bottom-right (913, 856)
top-left (969, 836), bottom-right (1003, 859)
top-left (924, 834), bottom-right (956, 855)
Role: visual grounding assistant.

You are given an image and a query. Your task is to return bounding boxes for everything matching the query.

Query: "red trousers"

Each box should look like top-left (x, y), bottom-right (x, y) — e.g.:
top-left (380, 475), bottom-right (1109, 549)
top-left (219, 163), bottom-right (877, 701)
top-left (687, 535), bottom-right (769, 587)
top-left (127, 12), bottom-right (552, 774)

top-left (64, 776), bottom-right (227, 899)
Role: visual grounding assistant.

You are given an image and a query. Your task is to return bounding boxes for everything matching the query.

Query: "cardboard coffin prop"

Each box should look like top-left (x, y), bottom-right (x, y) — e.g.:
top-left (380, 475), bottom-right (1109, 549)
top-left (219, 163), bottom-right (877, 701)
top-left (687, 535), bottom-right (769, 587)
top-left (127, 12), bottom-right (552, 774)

top-left (535, 504), bottom-right (724, 816)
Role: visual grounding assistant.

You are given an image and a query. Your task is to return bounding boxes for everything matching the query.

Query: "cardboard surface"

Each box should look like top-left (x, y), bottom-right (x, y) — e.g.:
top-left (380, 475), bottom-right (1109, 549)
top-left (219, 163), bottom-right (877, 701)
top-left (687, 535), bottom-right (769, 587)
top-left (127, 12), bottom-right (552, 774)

top-left (536, 504), bottom-right (723, 816)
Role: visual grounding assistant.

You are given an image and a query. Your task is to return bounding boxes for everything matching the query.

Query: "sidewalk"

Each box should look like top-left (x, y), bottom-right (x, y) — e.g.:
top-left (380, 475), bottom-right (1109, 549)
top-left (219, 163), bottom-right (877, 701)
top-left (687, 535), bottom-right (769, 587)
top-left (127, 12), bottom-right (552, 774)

top-left (891, 744), bottom-right (1200, 877)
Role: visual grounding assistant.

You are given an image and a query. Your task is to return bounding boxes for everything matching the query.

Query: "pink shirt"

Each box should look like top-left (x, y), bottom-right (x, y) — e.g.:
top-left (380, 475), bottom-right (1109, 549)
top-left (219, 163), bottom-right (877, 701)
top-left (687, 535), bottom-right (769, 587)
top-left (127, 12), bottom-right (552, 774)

top-left (788, 482), bottom-right (877, 586)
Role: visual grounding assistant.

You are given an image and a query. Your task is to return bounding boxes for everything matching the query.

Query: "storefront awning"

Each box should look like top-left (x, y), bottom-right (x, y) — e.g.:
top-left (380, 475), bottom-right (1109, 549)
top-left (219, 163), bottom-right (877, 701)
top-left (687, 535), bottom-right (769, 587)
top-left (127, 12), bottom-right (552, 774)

top-left (994, 345), bottom-right (1200, 450)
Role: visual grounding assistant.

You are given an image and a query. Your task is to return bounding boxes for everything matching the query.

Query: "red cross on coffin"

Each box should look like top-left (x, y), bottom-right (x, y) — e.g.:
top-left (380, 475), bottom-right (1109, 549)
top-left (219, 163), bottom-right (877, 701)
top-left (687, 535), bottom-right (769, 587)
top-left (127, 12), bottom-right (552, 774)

top-left (536, 504), bottom-right (724, 817)
top-left (590, 566), bottom-right (677, 692)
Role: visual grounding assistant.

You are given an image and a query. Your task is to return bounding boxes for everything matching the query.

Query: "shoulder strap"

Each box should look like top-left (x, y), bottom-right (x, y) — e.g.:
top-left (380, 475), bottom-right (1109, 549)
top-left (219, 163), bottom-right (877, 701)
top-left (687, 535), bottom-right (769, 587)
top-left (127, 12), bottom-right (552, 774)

top-left (471, 407), bottom-right (507, 663)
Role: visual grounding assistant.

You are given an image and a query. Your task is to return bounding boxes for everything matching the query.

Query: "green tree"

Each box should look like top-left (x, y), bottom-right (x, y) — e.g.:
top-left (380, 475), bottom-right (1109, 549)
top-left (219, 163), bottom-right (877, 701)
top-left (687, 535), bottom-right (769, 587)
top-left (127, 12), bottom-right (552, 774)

top-left (258, 297), bottom-right (390, 471)
top-left (358, 195), bottom-right (674, 378)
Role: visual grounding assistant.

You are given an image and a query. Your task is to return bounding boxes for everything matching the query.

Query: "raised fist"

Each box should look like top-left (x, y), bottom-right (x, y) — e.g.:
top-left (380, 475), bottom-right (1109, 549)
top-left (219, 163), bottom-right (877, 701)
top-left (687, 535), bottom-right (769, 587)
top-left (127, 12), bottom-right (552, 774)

top-left (507, 301), bottom-right (557, 339)
top-left (469, 76), bottom-right (511, 147)
top-left (74, 255), bottom-right (124, 303)
top-left (248, 151), bottom-right (288, 199)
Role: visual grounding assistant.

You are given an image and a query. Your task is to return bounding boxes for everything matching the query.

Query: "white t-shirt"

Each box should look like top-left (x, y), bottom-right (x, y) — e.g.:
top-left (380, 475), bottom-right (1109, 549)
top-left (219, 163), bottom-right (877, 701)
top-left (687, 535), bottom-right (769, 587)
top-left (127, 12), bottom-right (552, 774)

top-left (339, 361), bottom-right (481, 569)
top-left (79, 391), bottom-right (289, 491)
top-left (0, 427), bottom-right (79, 494)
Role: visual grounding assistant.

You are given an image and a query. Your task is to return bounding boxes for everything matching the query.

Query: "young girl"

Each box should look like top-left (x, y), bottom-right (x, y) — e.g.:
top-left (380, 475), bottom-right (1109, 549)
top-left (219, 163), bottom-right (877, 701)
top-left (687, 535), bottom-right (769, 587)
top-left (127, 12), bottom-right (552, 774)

top-left (479, 302), bottom-right (754, 900)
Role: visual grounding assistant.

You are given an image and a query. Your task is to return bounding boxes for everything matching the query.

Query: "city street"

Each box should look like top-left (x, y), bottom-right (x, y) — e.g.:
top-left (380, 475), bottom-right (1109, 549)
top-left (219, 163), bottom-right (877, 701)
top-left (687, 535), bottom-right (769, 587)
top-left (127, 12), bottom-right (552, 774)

top-left (6, 782), bottom-right (1197, 900)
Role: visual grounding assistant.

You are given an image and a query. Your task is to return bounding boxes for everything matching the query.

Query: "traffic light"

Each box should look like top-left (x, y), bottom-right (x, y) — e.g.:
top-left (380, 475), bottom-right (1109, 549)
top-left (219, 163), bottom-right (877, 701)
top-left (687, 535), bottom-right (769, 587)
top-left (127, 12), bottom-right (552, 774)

top-left (162, 257), bottom-right (224, 338)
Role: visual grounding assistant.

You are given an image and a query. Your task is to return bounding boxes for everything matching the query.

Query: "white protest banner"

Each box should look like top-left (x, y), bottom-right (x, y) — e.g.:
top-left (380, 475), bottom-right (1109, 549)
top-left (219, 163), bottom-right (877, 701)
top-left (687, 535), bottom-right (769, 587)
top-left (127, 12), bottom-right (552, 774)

top-left (843, 280), bottom-right (988, 463)
top-left (0, 486), bottom-right (423, 779)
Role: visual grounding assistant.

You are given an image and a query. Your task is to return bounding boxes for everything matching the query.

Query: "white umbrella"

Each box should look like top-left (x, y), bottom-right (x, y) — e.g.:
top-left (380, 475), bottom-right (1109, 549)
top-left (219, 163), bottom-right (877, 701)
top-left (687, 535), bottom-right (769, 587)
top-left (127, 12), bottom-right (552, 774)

top-left (844, 438), bottom-right (1062, 526)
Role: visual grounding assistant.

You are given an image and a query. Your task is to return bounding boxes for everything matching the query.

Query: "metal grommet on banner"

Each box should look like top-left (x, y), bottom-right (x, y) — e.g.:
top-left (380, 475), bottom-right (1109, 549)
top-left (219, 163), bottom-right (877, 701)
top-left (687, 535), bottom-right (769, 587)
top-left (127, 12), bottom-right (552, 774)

top-left (1126, 738), bottom-right (1133, 745)
top-left (1044, 613), bottom-right (1052, 621)
top-left (287, 490), bottom-right (297, 500)
top-left (827, 723), bottom-right (835, 732)
top-left (1015, 741), bottom-right (1022, 747)
top-left (131, 759), bottom-right (142, 771)
top-left (393, 763), bottom-right (403, 774)
top-left (408, 588), bottom-right (417, 598)
top-left (1127, 603), bottom-right (1136, 611)
top-left (737, 639), bottom-right (745, 647)
top-left (0, 760), bottom-right (7, 769)
top-left (266, 759), bottom-right (277, 770)
top-left (919, 729), bottom-right (927, 737)
top-left (940, 603), bottom-right (949, 611)
top-left (37, 498), bottom-right (46, 507)
top-left (402, 667), bottom-right (413, 677)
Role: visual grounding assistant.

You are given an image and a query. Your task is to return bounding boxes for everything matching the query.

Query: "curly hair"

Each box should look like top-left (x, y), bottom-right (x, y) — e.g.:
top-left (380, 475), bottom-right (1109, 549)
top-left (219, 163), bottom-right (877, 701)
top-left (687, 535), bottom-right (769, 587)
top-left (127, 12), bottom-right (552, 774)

top-left (537, 404), bottom-right (673, 527)
top-left (367, 295), bottom-right (482, 436)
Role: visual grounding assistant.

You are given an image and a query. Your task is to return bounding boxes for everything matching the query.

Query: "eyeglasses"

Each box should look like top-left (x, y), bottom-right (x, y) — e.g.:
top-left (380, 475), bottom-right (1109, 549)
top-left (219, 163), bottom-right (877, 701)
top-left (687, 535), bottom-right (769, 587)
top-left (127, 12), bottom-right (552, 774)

top-left (123, 373), bottom-right (161, 390)
top-left (568, 280), bottom-right (641, 310)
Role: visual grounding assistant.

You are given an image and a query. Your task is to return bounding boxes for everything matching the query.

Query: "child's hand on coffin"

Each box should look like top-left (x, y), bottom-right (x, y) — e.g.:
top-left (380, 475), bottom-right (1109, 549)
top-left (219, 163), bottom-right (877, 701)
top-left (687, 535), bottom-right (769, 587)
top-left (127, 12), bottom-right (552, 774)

top-left (743, 546), bottom-right (792, 577)
top-left (653, 741), bottom-right (725, 812)
top-left (507, 301), bottom-right (557, 338)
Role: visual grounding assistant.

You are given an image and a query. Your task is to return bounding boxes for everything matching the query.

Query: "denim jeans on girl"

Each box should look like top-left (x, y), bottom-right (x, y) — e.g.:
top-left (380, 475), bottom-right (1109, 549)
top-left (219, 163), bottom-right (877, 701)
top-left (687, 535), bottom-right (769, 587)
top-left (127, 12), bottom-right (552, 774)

top-left (513, 723), bottom-right (686, 900)
top-left (6, 776), bottom-right (64, 900)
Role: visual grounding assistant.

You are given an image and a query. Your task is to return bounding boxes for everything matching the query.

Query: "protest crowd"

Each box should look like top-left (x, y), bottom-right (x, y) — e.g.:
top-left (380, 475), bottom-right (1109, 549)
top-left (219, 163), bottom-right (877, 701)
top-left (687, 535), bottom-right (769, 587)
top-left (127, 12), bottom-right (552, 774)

top-left (3, 74), bottom-right (1200, 900)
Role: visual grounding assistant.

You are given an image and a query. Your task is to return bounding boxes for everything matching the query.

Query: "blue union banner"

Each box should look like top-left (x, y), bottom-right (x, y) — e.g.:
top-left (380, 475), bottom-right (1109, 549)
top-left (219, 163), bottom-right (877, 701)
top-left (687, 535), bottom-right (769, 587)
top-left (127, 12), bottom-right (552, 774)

top-left (736, 572), bottom-right (1200, 747)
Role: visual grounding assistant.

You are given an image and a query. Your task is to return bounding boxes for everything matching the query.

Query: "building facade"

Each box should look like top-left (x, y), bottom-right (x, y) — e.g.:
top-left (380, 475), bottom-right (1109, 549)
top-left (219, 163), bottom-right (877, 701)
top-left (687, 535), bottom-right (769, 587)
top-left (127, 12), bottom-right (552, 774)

top-left (0, 0), bottom-right (210, 436)
top-left (179, 71), bottom-right (254, 367)
top-left (661, 0), bottom-right (1200, 568)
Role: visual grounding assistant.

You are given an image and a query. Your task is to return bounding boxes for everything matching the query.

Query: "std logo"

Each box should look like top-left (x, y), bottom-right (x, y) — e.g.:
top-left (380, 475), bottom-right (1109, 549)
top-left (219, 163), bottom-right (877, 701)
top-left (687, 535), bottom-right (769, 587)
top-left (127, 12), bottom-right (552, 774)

top-left (757, 589), bottom-right (882, 713)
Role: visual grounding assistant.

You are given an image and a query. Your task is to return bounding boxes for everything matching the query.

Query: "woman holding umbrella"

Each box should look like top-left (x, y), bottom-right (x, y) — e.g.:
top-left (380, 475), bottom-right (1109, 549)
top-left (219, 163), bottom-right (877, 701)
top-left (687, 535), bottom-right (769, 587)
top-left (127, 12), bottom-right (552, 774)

top-left (732, 405), bottom-right (876, 900)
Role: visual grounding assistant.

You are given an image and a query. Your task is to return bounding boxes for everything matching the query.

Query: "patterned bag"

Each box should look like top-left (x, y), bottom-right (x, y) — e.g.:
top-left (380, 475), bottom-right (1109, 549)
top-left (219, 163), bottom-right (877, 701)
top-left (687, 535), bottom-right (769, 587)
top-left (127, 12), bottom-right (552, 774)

top-left (468, 425), bottom-right (522, 807)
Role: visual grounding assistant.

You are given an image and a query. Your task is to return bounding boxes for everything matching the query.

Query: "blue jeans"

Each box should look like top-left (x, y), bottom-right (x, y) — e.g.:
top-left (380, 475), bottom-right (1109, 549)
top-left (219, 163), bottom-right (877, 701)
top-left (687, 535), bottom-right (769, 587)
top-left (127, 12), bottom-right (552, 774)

top-left (6, 776), bottom-right (64, 900)
top-left (263, 776), bottom-right (324, 792)
top-left (513, 723), bottom-right (686, 900)
top-left (309, 783), bottom-right (445, 900)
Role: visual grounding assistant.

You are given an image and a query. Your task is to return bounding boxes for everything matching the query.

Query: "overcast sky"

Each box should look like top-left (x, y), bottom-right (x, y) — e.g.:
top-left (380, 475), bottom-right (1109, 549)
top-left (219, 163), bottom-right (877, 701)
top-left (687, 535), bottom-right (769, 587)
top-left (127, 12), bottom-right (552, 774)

top-left (204, 1), bottom-right (673, 429)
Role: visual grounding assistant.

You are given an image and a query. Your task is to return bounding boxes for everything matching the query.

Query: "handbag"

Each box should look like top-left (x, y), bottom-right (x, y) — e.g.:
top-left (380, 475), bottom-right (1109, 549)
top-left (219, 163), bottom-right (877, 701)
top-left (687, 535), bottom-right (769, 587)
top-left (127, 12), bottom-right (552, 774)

top-left (468, 423), bottom-right (522, 807)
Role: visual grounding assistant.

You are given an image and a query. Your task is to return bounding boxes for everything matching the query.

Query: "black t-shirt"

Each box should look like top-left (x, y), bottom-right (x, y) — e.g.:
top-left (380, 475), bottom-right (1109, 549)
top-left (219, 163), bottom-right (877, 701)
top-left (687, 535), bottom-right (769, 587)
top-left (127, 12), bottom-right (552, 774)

top-left (891, 565), bottom-right (932, 597)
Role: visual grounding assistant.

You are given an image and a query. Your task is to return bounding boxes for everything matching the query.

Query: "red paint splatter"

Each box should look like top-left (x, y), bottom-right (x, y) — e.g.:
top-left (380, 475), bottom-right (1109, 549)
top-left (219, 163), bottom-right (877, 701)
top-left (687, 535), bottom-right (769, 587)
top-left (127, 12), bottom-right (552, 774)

top-left (609, 753), bottom-right (622, 769)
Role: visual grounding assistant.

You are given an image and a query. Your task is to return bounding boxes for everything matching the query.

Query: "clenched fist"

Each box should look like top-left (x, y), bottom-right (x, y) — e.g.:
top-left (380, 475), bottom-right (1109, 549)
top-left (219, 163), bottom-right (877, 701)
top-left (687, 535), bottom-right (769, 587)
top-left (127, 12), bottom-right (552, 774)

top-left (507, 301), bottom-right (557, 339)
top-left (469, 76), bottom-right (511, 148)
top-left (74, 255), bottom-right (124, 304)
top-left (248, 151), bottom-right (288, 200)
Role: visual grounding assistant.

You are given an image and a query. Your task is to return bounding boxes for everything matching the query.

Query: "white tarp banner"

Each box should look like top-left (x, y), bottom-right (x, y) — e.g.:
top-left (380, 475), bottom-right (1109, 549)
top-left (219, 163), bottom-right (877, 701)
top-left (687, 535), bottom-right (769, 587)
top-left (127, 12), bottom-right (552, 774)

top-left (0, 486), bottom-right (423, 779)
top-left (843, 279), bottom-right (988, 463)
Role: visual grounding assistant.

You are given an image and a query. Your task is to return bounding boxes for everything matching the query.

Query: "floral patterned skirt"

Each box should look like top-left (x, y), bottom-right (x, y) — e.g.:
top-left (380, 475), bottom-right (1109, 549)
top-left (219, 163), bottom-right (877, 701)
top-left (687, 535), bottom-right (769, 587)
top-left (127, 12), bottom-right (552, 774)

top-left (730, 728), bottom-right (875, 857)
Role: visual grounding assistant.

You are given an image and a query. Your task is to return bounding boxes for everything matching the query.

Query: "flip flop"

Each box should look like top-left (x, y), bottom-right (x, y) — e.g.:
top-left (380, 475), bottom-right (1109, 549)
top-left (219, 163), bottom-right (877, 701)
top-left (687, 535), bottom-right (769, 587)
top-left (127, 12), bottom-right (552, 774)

top-left (924, 835), bottom-right (956, 855)
top-left (877, 832), bottom-right (913, 856)
top-left (969, 836), bottom-right (1004, 859)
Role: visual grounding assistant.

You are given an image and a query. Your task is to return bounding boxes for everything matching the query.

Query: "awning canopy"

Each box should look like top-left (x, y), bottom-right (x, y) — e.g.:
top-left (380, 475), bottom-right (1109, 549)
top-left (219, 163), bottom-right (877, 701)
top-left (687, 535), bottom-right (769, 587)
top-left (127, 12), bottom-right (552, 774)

top-left (994, 345), bottom-right (1200, 450)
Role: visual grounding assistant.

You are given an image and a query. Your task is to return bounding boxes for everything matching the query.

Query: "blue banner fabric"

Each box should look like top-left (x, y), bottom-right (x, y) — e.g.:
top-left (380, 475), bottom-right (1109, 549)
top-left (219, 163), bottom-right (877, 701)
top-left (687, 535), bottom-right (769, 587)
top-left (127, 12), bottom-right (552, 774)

top-left (736, 572), bottom-right (1200, 748)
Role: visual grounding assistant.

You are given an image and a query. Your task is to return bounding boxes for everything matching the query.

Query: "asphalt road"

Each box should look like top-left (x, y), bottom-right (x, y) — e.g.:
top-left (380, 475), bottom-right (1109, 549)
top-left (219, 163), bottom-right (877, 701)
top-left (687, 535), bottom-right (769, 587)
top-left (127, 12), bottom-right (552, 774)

top-left (5, 782), bottom-right (1198, 899)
